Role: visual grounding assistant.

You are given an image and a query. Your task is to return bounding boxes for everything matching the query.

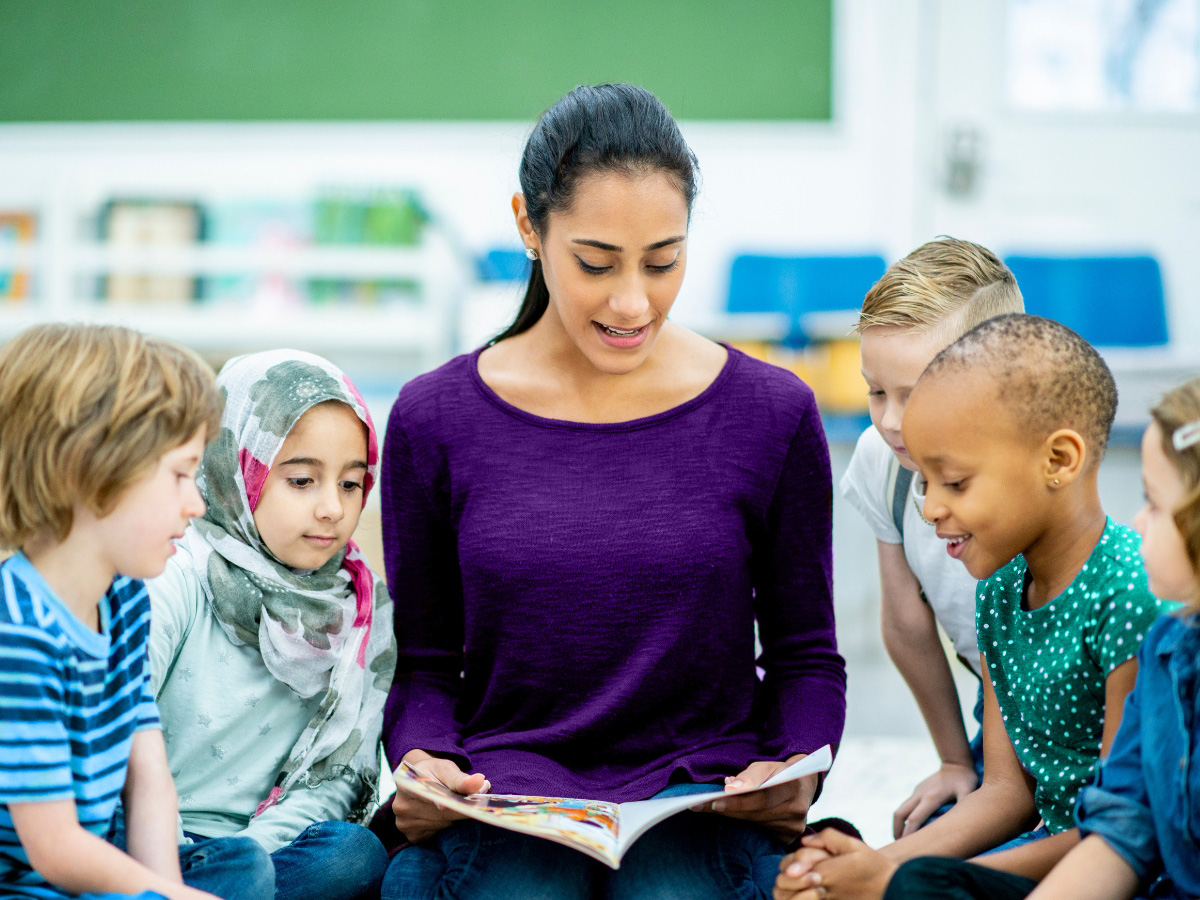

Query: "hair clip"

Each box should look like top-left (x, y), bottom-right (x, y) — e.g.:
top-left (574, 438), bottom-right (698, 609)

top-left (1172, 420), bottom-right (1200, 452)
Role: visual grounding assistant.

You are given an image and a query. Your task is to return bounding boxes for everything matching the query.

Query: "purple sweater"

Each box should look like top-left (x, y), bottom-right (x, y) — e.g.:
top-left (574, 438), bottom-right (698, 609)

top-left (381, 346), bottom-right (845, 802)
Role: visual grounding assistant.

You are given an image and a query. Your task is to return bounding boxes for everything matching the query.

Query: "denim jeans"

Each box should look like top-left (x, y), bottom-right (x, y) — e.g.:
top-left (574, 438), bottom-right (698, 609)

top-left (883, 857), bottom-right (1038, 900)
top-left (271, 820), bottom-right (390, 900)
top-left (381, 782), bottom-right (787, 900)
top-left (108, 813), bottom-right (274, 900)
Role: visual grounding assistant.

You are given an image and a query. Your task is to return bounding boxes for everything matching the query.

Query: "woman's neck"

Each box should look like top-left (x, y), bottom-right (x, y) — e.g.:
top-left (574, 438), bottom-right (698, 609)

top-left (481, 318), bottom-right (725, 423)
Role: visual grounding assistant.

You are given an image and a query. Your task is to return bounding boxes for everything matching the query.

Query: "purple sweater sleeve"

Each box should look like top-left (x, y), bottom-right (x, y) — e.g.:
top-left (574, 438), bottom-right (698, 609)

top-left (379, 416), bottom-right (468, 769)
top-left (752, 398), bottom-right (844, 757)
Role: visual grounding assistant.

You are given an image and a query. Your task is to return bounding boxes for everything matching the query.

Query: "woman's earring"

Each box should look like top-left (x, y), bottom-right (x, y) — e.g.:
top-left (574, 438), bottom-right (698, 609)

top-left (525, 247), bottom-right (538, 261)
top-left (1053, 478), bottom-right (1060, 486)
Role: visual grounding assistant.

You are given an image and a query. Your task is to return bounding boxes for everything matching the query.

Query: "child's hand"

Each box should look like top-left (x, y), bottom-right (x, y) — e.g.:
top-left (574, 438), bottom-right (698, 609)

top-left (696, 757), bottom-right (818, 841)
top-left (775, 830), bottom-right (897, 900)
top-left (393, 750), bottom-right (490, 844)
top-left (892, 761), bottom-right (979, 837)
top-left (774, 846), bottom-right (832, 899)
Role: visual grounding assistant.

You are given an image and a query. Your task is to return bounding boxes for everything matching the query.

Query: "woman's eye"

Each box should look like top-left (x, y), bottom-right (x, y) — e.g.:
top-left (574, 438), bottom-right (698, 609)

top-left (867, 389), bottom-right (885, 398)
top-left (647, 259), bottom-right (679, 274)
top-left (575, 256), bottom-right (611, 275)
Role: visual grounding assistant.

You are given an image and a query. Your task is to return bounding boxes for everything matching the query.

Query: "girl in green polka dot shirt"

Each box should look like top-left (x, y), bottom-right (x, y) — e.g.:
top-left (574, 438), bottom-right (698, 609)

top-left (775, 316), bottom-right (1175, 900)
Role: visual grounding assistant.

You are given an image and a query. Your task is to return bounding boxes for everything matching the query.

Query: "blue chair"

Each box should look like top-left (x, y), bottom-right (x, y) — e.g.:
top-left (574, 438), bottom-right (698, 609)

top-left (726, 254), bottom-right (887, 345)
top-left (1004, 255), bottom-right (1168, 348)
top-left (478, 248), bottom-right (532, 283)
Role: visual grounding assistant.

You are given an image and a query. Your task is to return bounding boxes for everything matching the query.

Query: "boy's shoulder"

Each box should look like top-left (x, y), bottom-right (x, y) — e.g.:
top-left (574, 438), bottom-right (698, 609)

top-left (1, 554), bottom-right (149, 649)
top-left (0, 555), bottom-right (71, 662)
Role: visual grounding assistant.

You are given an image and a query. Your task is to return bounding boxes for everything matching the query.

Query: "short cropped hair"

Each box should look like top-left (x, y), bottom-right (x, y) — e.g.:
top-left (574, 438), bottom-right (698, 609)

top-left (0, 324), bottom-right (222, 549)
top-left (1150, 378), bottom-right (1200, 607)
top-left (923, 314), bottom-right (1117, 466)
top-left (857, 237), bottom-right (1025, 347)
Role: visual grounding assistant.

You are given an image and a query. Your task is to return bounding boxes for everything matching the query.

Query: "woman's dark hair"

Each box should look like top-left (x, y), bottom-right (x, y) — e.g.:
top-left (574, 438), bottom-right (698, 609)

top-left (494, 84), bottom-right (700, 342)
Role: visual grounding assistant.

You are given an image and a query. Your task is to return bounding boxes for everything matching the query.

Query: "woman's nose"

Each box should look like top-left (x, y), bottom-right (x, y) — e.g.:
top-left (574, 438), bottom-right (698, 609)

top-left (609, 278), bottom-right (650, 321)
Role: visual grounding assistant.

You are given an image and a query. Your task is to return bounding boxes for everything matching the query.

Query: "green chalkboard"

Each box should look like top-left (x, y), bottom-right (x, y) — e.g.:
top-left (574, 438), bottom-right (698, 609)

top-left (0, 1), bottom-right (832, 122)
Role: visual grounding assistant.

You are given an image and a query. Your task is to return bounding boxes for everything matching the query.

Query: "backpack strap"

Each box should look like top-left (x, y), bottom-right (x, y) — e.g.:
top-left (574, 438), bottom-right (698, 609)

top-left (887, 455), bottom-right (915, 540)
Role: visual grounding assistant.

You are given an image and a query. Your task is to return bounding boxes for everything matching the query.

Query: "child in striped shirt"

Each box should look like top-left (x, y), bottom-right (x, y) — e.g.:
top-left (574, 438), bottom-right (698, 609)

top-left (0, 324), bottom-right (273, 900)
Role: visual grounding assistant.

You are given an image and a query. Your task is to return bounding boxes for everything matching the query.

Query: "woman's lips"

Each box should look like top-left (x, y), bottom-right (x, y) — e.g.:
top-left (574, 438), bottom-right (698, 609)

top-left (593, 321), bottom-right (649, 349)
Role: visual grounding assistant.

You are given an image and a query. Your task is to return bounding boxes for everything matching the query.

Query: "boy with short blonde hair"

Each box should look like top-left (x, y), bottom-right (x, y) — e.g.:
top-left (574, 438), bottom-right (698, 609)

top-left (0, 324), bottom-right (273, 900)
top-left (840, 237), bottom-right (1024, 836)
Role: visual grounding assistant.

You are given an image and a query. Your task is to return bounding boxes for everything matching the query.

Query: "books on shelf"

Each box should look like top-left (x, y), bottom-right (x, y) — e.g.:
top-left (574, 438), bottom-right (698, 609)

top-left (392, 745), bottom-right (833, 869)
top-left (99, 199), bottom-right (205, 305)
top-left (0, 212), bottom-right (37, 303)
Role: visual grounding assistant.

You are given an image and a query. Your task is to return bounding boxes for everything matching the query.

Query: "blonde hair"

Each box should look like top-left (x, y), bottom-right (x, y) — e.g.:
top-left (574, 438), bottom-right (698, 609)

top-left (0, 323), bottom-right (223, 549)
top-left (1149, 377), bottom-right (1200, 610)
top-left (858, 237), bottom-right (1025, 347)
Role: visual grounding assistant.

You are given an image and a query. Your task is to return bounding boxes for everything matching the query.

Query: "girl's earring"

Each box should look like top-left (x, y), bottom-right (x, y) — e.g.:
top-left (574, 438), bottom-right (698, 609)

top-left (525, 247), bottom-right (539, 261)
top-left (1053, 478), bottom-right (1060, 486)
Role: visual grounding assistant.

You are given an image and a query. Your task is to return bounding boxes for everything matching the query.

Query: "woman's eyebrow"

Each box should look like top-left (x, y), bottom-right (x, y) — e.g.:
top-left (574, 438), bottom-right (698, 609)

top-left (572, 236), bottom-right (686, 252)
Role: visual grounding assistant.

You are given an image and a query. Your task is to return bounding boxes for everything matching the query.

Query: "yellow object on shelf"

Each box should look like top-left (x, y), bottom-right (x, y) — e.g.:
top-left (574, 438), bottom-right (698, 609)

top-left (761, 338), bottom-right (868, 414)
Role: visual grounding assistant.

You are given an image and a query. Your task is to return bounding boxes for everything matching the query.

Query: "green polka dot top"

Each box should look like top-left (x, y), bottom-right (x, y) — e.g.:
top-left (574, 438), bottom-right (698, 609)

top-left (976, 518), bottom-right (1174, 833)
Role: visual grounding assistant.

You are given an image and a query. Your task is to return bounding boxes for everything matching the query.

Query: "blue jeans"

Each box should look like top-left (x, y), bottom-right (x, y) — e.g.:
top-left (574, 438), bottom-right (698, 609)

top-left (381, 783), bottom-right (786, 900)
top-left (271, 820), bottom-right (390, 900)
top-left (979, 825), bottom-right (1051, 855)
top-left (109, 814), bottom-right (274, 900)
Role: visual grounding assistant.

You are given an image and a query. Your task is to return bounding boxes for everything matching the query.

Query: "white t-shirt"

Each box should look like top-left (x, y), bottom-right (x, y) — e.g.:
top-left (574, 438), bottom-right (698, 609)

top-left (839, 426), bottom-right (982, 677)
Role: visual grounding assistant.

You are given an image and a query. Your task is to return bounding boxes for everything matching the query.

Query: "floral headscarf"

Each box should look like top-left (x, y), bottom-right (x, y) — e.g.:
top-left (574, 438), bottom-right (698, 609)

top-left (178, 349), bottom-right (396, 819)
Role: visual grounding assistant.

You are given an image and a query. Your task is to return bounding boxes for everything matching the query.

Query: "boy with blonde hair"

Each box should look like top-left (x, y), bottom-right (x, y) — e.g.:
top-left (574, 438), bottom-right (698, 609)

top-left (840, 237), bottom-right (1024, 835)
top-left (0, 324), bottom-right (273, 900)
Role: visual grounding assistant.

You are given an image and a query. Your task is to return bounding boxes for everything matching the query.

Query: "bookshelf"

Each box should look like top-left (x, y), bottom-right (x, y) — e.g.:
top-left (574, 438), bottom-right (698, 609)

top-left (0, 182), bottom-right (464, 371)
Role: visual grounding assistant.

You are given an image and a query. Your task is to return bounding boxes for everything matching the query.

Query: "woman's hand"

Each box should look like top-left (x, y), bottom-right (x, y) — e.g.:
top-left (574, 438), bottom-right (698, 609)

top-left (392, 749), bottom-right (489, 844)
top-left (774, 830), bottom-right (897, 900)
top-left (892, 761), bottom-right (978, 838)
top-left (698, 755), bottom-right (819, 841)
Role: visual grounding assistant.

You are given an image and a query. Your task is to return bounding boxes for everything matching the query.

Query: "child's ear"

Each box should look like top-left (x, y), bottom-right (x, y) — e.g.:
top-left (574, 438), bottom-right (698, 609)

top-left (1042, 428), bottom-right (1088, 487)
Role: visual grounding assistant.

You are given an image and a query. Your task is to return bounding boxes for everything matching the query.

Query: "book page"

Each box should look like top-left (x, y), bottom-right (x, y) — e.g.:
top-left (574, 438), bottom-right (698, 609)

top-left (613, 745), bottom-right (834, 857)
top-left (394, 762), bottom-right (622, 867)
top-left (393, 745), bottom-right (832, 869)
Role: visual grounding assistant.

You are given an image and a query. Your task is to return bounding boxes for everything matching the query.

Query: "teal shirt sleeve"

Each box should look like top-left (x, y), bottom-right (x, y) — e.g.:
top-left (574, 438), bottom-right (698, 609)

top-left (1084, 561), bottom-right (1174, 676)
top-left (146, 551), bottom-right (204, 696)
top-left (236, 770), bottom-right (362, 854)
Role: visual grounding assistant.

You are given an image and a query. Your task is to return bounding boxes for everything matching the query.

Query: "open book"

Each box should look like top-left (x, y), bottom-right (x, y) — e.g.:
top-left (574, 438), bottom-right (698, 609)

top-left (393, 745), bottom-right (832, 869)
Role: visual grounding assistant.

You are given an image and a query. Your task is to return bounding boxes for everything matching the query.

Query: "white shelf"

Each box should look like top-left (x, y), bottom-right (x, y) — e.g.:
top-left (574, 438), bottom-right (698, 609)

top-left (0, 304), bottom-right (440, 353)
top-left (70, 243), bottom-right (434, 279)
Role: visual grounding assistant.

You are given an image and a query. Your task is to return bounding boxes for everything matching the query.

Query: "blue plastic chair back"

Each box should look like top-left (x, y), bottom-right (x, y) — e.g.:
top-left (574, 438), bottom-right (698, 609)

top-left (478, 248), bottom-right (532, 283)
top-left (727, 254), bottom-right (887, 343)
top-left (1004, 256), bottom-right (1168, 348)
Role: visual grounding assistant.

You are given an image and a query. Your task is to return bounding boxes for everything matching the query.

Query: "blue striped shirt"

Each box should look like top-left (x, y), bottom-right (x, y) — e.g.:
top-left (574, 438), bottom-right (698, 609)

top-left (0, 553), bottom-right (160, 896)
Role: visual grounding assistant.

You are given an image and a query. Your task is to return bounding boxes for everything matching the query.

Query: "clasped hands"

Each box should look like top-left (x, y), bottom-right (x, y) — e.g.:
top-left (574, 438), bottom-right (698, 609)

top-left (774, 830), bottom-right (897, 900)
top-left (392, 749), bottom-right (820, 845)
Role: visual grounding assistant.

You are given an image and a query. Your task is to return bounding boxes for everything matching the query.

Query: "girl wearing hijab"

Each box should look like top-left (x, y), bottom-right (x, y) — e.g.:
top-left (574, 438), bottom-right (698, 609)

top-left (147, 349), bottom-right (396, 900)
